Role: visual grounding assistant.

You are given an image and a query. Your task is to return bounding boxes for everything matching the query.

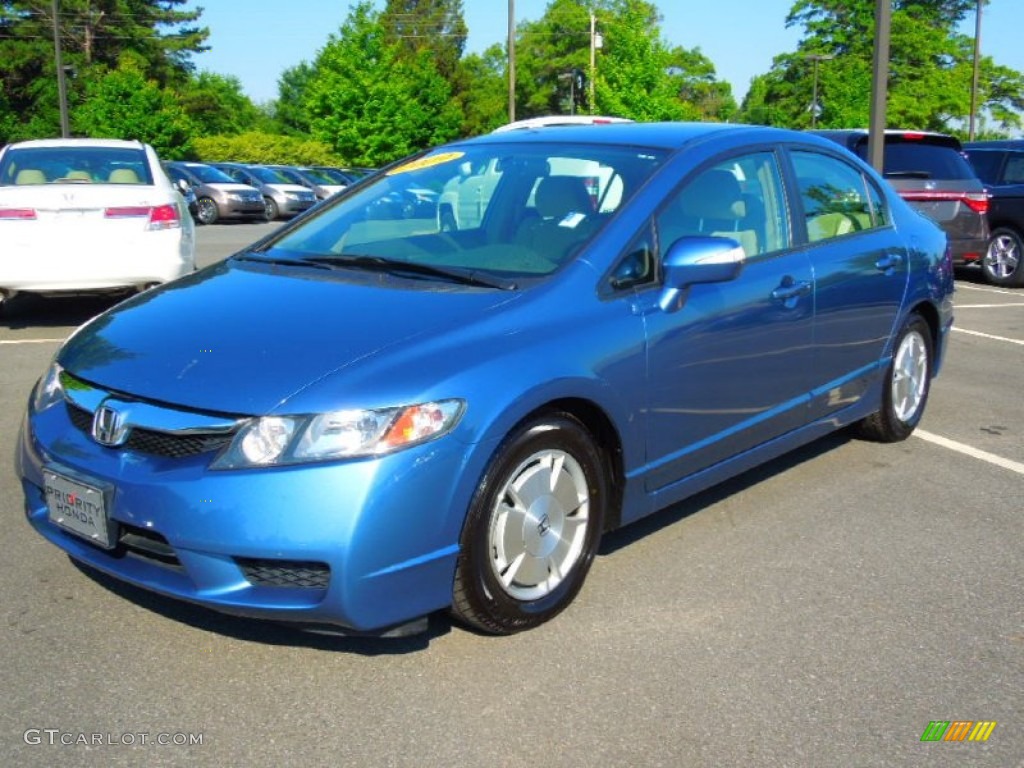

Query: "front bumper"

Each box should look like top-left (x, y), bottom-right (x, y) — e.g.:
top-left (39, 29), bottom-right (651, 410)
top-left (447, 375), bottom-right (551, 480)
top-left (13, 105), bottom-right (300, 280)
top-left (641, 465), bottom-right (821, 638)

top-left (16, 400), bottom-right (468, 633)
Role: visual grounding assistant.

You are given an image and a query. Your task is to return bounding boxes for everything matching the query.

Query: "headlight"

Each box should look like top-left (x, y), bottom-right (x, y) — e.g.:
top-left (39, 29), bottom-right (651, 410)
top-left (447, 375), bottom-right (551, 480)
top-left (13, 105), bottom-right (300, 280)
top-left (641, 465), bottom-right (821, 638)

top-left (212, 399), bottom-right (464, 469)
top-left (32, 361), bottom-right (64, 413)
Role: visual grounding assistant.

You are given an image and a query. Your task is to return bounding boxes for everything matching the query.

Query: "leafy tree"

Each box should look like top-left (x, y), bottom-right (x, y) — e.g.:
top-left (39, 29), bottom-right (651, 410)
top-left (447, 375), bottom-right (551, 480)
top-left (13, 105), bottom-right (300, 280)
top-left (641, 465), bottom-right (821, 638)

top-left (459, 45), bottom-right (509, 136)
top-left (513, 0), bottom-right (734, 121)
top-left (381, 0), bottom-right (467, 83)
top-left (304, 2), bottom-right (462, 166)
top-left (176, 71), bottom-right (267, 136)
top-left (738, 0), bottom-right (1024, 134)
top-left (71, 53), bottom-right (195, 156)
top-left (274, 61), bottom-right (316, 136)
top-left (0, 0), bottom-right (208, 139)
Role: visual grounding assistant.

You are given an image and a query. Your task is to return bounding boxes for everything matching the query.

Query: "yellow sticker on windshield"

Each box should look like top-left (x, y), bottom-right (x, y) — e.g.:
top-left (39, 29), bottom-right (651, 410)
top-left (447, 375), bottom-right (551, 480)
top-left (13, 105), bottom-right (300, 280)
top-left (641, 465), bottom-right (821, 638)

top-left (387, 151), bottom-right (465, 176)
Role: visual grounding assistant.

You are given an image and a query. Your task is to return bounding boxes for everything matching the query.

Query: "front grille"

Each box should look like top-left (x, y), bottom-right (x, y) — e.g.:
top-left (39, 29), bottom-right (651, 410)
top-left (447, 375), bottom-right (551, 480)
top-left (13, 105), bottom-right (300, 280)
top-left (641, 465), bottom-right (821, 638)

top-left (66, 403), bottom-right (233, 458)
top-left (236, 558), bottom-right (331, 589)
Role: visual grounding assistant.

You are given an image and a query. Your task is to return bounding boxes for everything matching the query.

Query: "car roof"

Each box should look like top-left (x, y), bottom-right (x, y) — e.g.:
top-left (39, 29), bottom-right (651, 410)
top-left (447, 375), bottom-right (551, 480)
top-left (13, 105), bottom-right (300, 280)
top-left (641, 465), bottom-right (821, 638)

top-left (492, 115), bottom-right (634, 132)
top-left (7, 138), bottom-right (148, 151)
top-left (458, 121), bottom-right (829, 152)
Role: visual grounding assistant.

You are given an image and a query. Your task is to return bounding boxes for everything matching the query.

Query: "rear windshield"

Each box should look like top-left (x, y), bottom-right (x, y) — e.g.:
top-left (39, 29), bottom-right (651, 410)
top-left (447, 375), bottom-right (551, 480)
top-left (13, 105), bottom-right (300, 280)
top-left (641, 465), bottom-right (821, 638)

top-left (853, 140), bottom-right (977, 181)
top-left (0, 146), bottom-right (153, 186)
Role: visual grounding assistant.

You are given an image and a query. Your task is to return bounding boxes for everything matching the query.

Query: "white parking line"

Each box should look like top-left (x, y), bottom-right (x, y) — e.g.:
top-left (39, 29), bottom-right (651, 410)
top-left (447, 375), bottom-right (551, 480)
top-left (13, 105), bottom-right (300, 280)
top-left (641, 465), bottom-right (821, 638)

top-left (0, 338), bottom-right (64, 345)
top-left (956, 283), bottom-right (1022, 296)
top-left (915, 430), bottom-right (1024, 476)
top-left (951, 327), bottom-right (1024, 346)
top-left (956, 303), bottom-right (1024, 309)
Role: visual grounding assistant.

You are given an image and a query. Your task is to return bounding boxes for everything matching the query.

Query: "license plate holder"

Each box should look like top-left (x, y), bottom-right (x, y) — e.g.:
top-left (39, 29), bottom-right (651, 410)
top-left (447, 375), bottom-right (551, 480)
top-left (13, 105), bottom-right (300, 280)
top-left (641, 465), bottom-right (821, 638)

top-left (44, 468), bottom-right (115, 550)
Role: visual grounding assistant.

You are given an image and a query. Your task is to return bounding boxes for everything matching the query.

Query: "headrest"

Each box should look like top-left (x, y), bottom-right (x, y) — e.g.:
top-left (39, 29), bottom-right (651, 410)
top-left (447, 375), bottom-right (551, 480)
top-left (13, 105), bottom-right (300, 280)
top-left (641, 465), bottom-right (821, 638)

top-left (680, 169), bottom-right (746, 220)
top-left (535, 176), bottom-right (593, 219)
top-left (15, 169), bottom-right (46, 185)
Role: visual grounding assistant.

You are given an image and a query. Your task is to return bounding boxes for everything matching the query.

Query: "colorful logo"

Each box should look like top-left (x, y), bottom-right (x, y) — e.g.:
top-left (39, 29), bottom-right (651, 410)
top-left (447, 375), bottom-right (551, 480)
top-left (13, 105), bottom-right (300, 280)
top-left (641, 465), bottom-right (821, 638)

top-left (920, 721), bottom-right (997, 742)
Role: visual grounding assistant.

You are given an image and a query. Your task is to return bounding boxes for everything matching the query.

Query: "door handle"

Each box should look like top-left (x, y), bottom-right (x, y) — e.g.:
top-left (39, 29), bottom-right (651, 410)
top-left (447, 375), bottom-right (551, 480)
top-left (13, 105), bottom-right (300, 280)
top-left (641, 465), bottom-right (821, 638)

top-left (771, 280), bottom-right (812, 302)
top-left (875, 253), bottom-right (901, 272)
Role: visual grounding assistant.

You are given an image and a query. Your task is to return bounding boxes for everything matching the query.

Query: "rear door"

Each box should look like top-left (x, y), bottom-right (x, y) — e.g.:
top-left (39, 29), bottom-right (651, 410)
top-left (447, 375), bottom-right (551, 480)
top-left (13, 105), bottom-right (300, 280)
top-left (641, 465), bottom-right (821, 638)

top-left (785, 148), bottom-right (909, 420)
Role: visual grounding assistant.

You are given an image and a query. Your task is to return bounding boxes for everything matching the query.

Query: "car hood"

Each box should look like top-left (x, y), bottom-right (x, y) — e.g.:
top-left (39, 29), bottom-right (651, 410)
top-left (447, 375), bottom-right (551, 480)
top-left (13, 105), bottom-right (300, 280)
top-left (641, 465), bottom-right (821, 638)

top-left (57, 259), bottom-right (519, 415)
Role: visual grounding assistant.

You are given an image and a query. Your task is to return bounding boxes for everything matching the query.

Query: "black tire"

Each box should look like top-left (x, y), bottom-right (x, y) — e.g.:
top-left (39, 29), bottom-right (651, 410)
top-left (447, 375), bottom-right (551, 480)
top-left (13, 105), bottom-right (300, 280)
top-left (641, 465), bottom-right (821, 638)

top-left (196, 197), bottom-right (218, 226)
top-left (982, 227), bottom-right (1024, 287)
top-left (855, 314), bottom-right (933, 442)
top-left (263, 197), bottom-right (279, 222)
top-left (452, 412), bottom-right (607, 634)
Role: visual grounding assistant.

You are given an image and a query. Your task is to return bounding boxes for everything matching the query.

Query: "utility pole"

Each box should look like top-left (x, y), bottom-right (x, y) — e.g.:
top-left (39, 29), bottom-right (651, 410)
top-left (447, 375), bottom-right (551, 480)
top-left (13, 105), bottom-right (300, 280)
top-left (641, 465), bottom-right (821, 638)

top-left (52, 0), bottom-right (70, 138)
top-left (866, 0), bottom-right (891, 174)
top-left (508, 0), bottom-right (516, 123)
top-left (589, 12), bottom-right (600, 115)
top-left (969, 0), bottom-right (982, 141)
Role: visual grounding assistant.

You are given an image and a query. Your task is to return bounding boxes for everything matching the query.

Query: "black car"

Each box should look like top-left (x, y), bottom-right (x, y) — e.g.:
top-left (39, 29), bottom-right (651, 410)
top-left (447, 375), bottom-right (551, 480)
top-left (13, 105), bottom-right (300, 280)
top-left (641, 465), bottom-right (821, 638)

top-left (962, 140), bottom-right (1024, 287)
top-left (813, 130), bottom-right (991, 279)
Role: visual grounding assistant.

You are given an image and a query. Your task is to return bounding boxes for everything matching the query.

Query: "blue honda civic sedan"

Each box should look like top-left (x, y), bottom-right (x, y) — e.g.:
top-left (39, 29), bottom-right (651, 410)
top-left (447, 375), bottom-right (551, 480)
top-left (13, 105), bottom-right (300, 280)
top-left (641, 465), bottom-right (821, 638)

top-left (16, 123), bottom-right (953, 636)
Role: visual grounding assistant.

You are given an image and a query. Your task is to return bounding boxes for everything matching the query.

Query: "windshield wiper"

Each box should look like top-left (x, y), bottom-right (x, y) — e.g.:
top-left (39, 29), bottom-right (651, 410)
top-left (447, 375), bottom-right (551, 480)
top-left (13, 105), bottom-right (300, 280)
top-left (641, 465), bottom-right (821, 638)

top-left (301, 254), bottom-right (518, 290)
top-left (233, 252), bottom-right (332, 270)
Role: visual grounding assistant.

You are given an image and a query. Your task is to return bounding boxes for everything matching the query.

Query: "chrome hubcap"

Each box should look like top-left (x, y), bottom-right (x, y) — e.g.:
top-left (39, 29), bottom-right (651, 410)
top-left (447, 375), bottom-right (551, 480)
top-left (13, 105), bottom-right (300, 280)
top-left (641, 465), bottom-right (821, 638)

top-left (488, 449), bottom-right (590, 601)
top-left (891, 330), bottom-right (928, 422)
top-left (984, 234), bottom-right (1020, 279)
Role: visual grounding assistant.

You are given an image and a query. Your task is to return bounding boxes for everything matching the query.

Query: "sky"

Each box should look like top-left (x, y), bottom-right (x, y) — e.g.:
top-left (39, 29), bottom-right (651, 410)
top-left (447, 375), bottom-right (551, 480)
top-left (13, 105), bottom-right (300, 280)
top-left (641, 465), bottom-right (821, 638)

top-left (180, 0), bottom-right (1024, 109)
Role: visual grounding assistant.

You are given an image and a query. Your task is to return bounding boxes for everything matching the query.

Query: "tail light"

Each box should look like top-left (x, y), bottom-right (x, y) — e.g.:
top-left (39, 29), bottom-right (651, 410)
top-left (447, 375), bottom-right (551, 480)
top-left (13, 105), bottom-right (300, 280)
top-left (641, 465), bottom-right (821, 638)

top-left (0, 208), bottom-right (37, 220)
top-left (899, 190), bottom-right (989, 215)
top-left (105, 204), bottom-right (181, 230)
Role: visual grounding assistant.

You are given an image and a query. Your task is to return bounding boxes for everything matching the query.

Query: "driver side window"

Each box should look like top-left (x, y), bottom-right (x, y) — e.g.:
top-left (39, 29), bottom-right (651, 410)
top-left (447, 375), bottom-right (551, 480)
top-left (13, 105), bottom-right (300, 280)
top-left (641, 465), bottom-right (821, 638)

top-left (657, 152), bottom-right (788, 261)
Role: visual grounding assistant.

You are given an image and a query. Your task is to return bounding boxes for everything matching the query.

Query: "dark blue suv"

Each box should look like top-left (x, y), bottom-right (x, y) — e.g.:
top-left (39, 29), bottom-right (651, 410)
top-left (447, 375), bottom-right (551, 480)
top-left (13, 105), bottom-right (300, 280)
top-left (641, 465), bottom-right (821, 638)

top-left (963, 140), bottom-right (1024, 287)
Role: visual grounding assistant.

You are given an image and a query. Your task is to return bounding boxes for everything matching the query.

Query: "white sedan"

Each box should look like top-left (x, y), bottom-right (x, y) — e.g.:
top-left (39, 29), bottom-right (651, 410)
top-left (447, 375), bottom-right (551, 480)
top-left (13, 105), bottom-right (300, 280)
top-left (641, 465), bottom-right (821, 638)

top-left (0, 138), bottom-right (195, 314)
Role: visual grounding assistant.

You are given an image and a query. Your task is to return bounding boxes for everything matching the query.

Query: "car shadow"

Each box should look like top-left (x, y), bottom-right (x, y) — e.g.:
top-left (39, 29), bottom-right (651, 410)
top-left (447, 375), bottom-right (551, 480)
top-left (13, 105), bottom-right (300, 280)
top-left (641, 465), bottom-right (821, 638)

top-left (600, 430), bottom-right (853, 554)
top-left (70, 560), bottom-right (453, 655)
top-left (1, 292), bottom-right (125, 330)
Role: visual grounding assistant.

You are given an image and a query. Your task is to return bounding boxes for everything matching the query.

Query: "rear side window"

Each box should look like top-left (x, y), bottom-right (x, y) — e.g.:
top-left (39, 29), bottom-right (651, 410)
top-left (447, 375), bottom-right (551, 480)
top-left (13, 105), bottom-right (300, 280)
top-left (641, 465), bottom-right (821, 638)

top-left (1002, 152), bottom-right (1024, 184)
top-left (964, 149), bottom-right (1005, 185)
top-left (791, 151), bottom-right (887, 243)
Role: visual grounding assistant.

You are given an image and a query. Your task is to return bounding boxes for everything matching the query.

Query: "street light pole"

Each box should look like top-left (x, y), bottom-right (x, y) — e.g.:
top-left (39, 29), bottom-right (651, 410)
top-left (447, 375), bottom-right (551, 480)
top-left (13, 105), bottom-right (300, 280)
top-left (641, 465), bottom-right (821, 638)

top-left (969, 0), bottom-right (982, 141)
top-left (805, 54), bottom-right (832, 128)
top-left (508, 0), bottom-right (516, 123)
top-left (52, 0), bottom-right (70, 137)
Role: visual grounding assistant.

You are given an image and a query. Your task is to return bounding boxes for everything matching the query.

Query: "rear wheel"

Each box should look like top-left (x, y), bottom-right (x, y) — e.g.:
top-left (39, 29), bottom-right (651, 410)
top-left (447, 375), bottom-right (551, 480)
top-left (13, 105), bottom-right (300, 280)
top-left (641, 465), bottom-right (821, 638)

top-left (855, 314), bottom-right (933, 442)
top-left (452, 413), bottom-right (607, 634)
top-left (982, 227), bottom-right (1024, 286)
top-left (196, 197), bottom-right (218, 226)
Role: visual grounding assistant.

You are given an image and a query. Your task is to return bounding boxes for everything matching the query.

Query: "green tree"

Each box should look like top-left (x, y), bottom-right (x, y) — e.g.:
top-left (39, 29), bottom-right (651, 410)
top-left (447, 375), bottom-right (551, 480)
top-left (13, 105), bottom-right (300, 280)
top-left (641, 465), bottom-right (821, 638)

top-left (381, 0), bottom-right (467, 83)
top-left (72, 53), bottom-right (195, 156)
top-left (274, 61), bottom-right (316, 136)
top-left (176, 71), bottom-right (267, 136)
top-left (0, 0), bottom-right (208, 139)
top-left (304, 2), bottom-right (462, 166)
top-left (513, 0), bottom-right (734, 121)
top-left (738, 0), bottom-right (1024, 134)
top-left (459, 45), bottom-right (509, 136)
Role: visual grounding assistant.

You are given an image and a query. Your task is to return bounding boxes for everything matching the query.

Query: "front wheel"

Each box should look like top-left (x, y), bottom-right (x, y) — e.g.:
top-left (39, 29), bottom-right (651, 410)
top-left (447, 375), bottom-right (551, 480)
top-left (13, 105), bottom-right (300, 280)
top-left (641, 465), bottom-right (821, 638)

top-left (982, 227), bottom-right (1024, 287)
top-left (196, 197), bottom-right (218, 226)
top-left (854, 314), bottom-right (933, 442)
top-left (452, 413), bottom-right (607, 634)
top-left (263, 197), bottom-right (279, 221)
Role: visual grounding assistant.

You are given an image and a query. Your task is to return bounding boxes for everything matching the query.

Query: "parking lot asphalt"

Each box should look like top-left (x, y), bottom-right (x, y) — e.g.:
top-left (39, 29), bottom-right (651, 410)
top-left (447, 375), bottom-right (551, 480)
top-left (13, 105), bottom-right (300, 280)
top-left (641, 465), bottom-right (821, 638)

top-left (1, 222), bottom-right (1020, 767)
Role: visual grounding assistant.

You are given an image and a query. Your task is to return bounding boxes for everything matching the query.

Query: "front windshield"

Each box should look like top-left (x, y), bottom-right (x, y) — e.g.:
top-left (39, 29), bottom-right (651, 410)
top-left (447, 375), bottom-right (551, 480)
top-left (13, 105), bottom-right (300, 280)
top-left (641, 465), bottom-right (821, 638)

top-left (299, 167), bottom-right (339, 185)
top-left (189, 164), bottom-right (236, 184)
top-left (262, 142), bottom-right (665, 280)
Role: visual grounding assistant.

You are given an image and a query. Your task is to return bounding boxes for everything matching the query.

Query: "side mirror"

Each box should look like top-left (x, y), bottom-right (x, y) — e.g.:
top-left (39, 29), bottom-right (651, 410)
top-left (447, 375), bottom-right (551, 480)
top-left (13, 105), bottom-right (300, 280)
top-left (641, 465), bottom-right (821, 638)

top-left (173, 178), bottom-right (189, 194)
top-left (659, 236), bottom-right (745, 312)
